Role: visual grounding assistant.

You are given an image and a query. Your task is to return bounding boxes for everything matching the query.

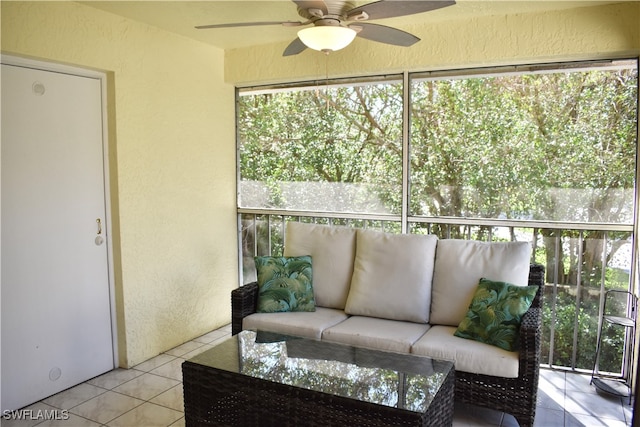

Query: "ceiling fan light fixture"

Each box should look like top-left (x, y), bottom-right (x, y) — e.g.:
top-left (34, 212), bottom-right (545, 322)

top-left (297, 26), bottom-right (357, 53)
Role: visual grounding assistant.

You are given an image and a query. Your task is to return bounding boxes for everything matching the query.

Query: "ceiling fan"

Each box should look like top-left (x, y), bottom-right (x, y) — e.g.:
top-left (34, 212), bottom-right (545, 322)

top-left (195, 0), bottom-right (456, 56)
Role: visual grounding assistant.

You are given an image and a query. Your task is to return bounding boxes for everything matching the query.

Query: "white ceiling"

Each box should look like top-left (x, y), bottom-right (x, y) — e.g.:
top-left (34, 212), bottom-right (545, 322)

top-left (81, 1), bottom-right (620, 50)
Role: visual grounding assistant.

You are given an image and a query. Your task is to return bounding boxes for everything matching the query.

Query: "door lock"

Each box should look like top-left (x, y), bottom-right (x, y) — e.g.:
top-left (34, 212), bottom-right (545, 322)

top-left (95, 218), bottom-right (104, 246)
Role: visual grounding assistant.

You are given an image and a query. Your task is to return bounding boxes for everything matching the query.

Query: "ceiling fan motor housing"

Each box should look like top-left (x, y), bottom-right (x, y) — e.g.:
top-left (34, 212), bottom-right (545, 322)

top-left (297, 1), bottom-right (355, 21)
top-left (314, 18), bottom-right (345, 27)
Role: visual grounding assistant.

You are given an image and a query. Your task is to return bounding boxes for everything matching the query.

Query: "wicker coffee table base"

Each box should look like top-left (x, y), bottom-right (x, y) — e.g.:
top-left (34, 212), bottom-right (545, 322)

top-left (182, 360), bottom-right (455, 427)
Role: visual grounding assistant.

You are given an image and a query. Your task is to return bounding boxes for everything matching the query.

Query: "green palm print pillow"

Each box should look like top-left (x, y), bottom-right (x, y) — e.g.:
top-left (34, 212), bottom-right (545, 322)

top-left (454, 278), bottom-right (538, 351)
top-left (255, 256), bottom-right (315, 313)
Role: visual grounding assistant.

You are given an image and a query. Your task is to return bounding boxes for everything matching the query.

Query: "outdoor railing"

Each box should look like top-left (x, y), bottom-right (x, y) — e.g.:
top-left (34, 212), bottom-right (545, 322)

top-left (238, 209), bottom-right (635, 375)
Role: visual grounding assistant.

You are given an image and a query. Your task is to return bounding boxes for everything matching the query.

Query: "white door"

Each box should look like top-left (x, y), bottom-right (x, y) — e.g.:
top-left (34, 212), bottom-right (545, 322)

top-left (1, 61), bottom-right (115, 411)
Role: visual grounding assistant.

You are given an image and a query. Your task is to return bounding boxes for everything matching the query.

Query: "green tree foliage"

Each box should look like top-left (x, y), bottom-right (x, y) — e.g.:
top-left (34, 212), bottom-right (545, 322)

top-left (410, 71), bottom-right (637, 223)
top-left (239, 84), bottom-right (403, 213)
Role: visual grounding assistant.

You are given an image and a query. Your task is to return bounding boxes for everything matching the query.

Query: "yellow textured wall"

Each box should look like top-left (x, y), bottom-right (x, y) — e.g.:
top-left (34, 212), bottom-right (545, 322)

top-left (1, 1), bottom-right (237, 367)
top-left (226, 2), bottom-right (640, 85)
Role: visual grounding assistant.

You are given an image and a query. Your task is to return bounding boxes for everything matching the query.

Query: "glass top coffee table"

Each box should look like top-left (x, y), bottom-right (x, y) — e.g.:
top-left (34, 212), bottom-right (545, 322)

top-left (182, 330), bottom-right (455, 426)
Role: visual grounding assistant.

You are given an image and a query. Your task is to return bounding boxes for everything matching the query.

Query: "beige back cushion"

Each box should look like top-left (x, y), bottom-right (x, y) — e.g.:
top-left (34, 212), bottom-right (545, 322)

top-left (284, 222), bottom-right (356, 310)
top-left (345, 229), bottom-right (438, 324)
top-left (430, 239), bottom-right (532, 326)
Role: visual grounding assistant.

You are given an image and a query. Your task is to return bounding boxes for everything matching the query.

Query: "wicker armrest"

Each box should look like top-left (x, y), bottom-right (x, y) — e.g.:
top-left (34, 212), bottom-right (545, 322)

top-left (519, 265), bottom-right (544, 380)
top-left (527, 263), bottom-right (545, 309)
top-left (519, 307), bottom-right (542, 362)
top-left (231, 282), bottom-right (259, 335)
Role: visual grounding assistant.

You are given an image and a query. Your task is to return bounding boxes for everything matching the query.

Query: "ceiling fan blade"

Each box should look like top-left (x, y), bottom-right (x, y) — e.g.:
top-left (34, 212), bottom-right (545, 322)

top-left (283, 38), bottom-right (308, 56)
top-left (195, 21), bottom-right (303, 30)
top-left (347, 0), bottom-right (455, 21)
top-left (292, 0), bottom-right (328, 15)
top-left (351, 23), bottom-right (420, 47)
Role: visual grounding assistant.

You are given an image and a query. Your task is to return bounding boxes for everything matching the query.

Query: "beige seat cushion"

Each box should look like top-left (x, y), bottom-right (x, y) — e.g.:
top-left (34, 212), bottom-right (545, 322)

top-left (430, 239), bottom-right (532, 326)
top-left (243, 307), bottom-right (349, 340)
top-left (411, 325), bottom-right (520, 378)
top-left (284, 222), bottom-right (356, 310)
top-left (322, 316), bottom-right (431, 353)
top-left (345, 229), bottom-right (438, 323)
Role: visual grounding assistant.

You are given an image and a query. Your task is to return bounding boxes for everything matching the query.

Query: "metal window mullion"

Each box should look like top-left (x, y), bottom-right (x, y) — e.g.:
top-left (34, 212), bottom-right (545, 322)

top-left (252, 215), bottom-right (258, 257)
top-left (549, 233), bottom-right (560, 367)
top-left (594, 232), bottom-right (609, 375)
top-left (239, 209), bottom-right (634, 233)
top-left (404, 214), bottom-right (634, 232)
top-left (235, 87), bottom-right (244, 285)
top-left (267, 215), bottom-right (272, 256)
top-left (401, 71), bottom-right (410, 234)
top-left (630, 77), bottom-right (640, 399)
top-left (598, 231), bottom-right (608, 316)
top-left (281, 216), bottom-right (286, 255)
top-left (571, 230), bottom-right (584, 370)
top-left (237, 214), bottom-right (244, 285)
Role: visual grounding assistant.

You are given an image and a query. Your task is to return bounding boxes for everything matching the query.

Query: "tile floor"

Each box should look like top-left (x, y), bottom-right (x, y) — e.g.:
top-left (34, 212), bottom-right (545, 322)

top-left (3, 323), bottom-right (634, 427)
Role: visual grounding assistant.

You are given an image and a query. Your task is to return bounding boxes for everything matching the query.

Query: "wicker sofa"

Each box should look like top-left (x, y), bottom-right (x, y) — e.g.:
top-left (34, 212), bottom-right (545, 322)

top-left (231, 222), bottom-right (544, 427)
